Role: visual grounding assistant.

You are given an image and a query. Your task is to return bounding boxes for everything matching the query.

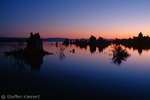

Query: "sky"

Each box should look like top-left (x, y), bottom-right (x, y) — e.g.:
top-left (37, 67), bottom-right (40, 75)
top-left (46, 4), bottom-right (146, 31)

top-left (1, 0), bottom-right (150, 39)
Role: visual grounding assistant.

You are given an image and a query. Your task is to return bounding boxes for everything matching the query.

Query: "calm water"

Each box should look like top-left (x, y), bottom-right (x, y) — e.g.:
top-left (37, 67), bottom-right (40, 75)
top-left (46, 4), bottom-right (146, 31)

top-left (1, 42), bottom-right (150, 100)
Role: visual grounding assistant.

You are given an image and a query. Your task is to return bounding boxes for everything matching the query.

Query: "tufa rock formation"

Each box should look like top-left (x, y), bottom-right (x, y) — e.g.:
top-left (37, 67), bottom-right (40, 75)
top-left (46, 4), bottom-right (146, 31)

top-left (25, 32), bottom-right (44, 53)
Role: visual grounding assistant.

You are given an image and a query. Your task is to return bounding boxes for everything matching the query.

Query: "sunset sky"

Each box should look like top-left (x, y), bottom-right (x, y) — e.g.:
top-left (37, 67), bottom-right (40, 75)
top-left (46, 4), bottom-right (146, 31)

top-left (1, 0), bottom-right (150, 39)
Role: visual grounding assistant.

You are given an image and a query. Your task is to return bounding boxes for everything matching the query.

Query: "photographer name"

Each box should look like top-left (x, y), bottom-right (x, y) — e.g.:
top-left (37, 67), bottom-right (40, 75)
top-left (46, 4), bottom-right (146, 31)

top-left (6, 94), bottom-right (40, 99)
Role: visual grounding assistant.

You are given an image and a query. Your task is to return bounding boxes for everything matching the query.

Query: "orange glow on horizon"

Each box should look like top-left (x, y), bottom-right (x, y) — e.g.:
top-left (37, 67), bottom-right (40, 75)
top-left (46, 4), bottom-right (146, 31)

top-left (4, 30), bottom-right (150, 40)
top-left (42, 31), bottom-right (150, 39)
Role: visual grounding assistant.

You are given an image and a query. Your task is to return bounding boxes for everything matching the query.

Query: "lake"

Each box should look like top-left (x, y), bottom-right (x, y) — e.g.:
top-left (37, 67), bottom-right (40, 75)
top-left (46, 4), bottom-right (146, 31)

top-left (0, 42), bottom-right (150, 100)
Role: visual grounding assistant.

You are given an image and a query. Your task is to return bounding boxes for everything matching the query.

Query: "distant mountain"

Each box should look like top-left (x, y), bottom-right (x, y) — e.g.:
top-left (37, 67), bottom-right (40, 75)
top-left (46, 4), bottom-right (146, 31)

top-left (0, 37), bottom-right (28, 42)
top-left (0, 37), bottom-right (68, 42)
top-left (0, 37), bottom-right (113, 42)
top-left (42, 38), bottom-right (67, 42)
top-left (104, 39), bottom-right (113, 41)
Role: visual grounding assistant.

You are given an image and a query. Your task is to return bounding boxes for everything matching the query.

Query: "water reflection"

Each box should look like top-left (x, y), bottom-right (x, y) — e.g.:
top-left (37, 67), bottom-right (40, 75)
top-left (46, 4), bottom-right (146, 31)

top-left (137, 48), bottom-right (142, 55)
top-left (12, 57), bottom-right (25, 71)
top-left (24, 55), bottom-right (43, 71)
top-left (5, 41), bottom-right (150, 71)
top-left (1, 42), bottom-right (150, 100)
top-left (55, 41), bottom-right (58, 48)
top-left (124, 45), bottom-right (146, 55)
top-left (89, 45), bottom-right (96, 53)
top-left (123, 45), bottom-right (150, 55)
top-left (111, 45), bottom-right (130, 65)
top-left (5, 53), bottom-right (44, 71)
top-left (56, 45), bottom-right (66, 61)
